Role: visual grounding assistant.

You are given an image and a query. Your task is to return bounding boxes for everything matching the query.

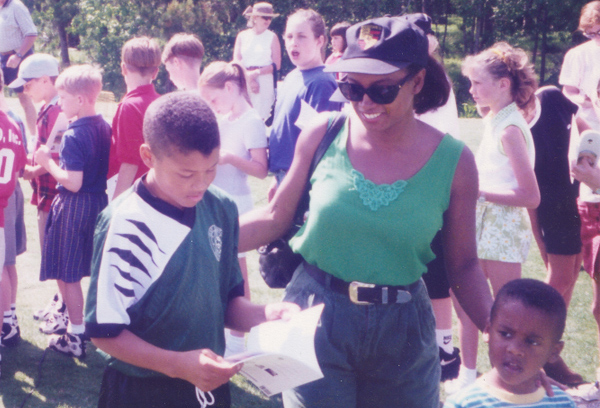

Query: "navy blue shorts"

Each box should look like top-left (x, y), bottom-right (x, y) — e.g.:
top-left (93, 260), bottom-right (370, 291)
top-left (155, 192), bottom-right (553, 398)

top-left (98, 366), bottom-right (231, 408)
top-left (536, 197), bottom-right (581, 255)
top-left (422, 230), bottom-right (450, 300)
top-left (40, 191), bottom-right (107, 283)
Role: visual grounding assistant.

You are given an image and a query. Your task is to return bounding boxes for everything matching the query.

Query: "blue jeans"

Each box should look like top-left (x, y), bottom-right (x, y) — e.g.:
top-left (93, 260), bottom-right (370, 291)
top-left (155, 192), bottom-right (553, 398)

top-left (282, 263), bottom-right (440, 408)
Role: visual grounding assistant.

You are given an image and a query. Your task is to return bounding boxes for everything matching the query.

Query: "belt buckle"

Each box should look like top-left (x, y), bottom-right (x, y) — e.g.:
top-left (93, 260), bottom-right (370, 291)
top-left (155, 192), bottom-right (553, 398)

top-left (349, 281), bottom-right (375, 305)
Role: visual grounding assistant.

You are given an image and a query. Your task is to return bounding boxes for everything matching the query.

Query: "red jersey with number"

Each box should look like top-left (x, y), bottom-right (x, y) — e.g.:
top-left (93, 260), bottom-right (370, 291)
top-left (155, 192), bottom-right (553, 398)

top-left (0, 111), bottom-right (27, 227)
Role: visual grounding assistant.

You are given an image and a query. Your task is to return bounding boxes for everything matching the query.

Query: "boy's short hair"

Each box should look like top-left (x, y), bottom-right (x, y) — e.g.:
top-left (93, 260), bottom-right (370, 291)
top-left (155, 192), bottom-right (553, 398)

top-left (143, 91), bottom-right (219, 158)
top-left (492, 279), bottom-right (567, 342)
top-left (55, 64), bottom-right (103, 103)
top-left (121, 36), bottom-right (162, 77)
top-left (162, 33), bottom-right (205, 64)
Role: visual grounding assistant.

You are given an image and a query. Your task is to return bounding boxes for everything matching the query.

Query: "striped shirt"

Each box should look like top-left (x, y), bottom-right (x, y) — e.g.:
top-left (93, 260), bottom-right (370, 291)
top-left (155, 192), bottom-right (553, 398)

top-left (444, 378), bottom-right (577, 408)
top-left (0, 0), bottom-right (37, 53)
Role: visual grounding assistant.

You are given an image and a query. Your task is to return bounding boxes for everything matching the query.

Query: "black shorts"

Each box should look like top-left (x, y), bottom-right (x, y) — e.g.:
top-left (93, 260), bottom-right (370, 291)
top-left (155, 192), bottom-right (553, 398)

top-left (1, 49), bottom-right (34, 94)
top-left (98, 366), bottom-right (231, 408)
top-left (536, 197), bottom-right (582, 255)
top-left (422, 230), bottom-right (450, 300)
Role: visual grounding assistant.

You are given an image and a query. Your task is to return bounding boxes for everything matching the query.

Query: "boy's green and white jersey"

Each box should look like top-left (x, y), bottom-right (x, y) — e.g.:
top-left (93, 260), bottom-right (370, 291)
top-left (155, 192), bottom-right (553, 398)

top-left (85, 179), bottom-right (244, 378)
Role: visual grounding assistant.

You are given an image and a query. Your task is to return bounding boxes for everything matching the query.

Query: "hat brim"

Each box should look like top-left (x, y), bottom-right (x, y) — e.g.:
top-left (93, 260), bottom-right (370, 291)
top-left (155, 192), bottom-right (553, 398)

top-left (244, 12), bottom-right (279, 17)
top-left (323, 58), bottom-right (409, 75)
top-left (8, 78), bottom-right (26, 89)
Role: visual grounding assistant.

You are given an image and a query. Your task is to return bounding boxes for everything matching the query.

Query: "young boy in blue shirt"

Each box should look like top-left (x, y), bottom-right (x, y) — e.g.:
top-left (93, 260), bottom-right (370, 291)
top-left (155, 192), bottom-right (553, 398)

top-left (444, 279), bottom-right (576, 408)
top-left (85, 92), bottom-right (298, 408)
top-left (34, 64), bottom-right (111, 358)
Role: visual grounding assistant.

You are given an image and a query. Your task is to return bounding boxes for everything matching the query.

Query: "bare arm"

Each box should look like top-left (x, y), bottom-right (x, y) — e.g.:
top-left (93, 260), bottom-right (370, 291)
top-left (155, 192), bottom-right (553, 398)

top-left (481, 126), bottom-right (540, 209)
top-left (233, 33), bottom-right (243, 63)
top-left (271, 33), bottom-right (282, 71)
top-left (238, 114), bottom-right (330, 252)
top-left (6, 35), bottom-right (37, 68)
top-left (224, 297), bottom-right (300, 332)
top-left (92, 330), bottom-right (240, 392)
top-left (220, 147), bottom-right (268, 179)
top-left (112, 163), bottom-right (139, 200)
top-left (34, 145), bottom-right (82, 192)
top-left (444, 147), bottom-right (493, 331)
top-left (563, 85), bottom-right (591, 108)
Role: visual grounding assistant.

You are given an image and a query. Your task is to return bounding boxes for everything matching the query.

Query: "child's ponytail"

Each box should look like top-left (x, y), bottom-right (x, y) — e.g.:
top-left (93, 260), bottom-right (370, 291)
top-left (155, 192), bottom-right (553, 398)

top-left (199, 61), bottom-right (252, 105)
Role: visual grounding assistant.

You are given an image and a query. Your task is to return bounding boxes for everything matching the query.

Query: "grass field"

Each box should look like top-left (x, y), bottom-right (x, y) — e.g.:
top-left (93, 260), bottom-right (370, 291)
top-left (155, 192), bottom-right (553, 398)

top-left (0, 96), bottom-right (597, 407)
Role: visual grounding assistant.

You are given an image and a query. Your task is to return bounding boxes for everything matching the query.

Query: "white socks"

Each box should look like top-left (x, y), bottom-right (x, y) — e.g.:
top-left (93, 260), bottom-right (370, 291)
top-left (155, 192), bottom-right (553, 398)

top-left (68, 322), bottom-right (85, 335)
top-left (436, 328), bottom-right (454, 354)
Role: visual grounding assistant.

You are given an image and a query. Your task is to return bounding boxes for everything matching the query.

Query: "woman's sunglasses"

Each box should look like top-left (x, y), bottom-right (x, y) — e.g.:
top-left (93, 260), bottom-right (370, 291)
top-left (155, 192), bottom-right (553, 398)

top-left (337, 72), bottom-right (416, 105)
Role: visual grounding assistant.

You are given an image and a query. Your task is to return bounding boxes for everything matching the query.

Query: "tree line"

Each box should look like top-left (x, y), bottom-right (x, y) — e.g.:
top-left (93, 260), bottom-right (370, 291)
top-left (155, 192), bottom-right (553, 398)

top-left (24, 0), bottom-right (592, 115)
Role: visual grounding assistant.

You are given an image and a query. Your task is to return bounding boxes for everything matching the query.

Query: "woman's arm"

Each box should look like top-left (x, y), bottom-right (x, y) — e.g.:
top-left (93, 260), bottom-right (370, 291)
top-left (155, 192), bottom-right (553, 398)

top-left (481, 126), bottom-right (540, 209)
top-left (238, 114), bottom-right (331, 252)
top-left (220, 147), bottom-right (268, 179)
top-left (444, 147), bottom-right (493, 331)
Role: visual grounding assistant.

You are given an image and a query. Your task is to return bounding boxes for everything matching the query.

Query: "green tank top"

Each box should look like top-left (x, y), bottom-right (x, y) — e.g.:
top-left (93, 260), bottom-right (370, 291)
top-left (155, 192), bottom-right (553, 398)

top-left (289, 120), bottom-right (465, 286)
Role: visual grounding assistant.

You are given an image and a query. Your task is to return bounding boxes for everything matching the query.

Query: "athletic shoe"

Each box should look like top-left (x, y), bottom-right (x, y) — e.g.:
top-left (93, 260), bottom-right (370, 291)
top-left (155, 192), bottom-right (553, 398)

top-left (568, 382), bottom-right (600, 402)
top-left (444, 369), bottom-right (476, 395)
top-left (1, 319), bottom-right (20, 347)
top-left (440, 347), bottom-right (461, 382)
top-left (48, 332), bottom-right (86, 359)
top-left (33, 293), bottom-right (62, 321)
top-left (39, 311), bottom-right (69, 335)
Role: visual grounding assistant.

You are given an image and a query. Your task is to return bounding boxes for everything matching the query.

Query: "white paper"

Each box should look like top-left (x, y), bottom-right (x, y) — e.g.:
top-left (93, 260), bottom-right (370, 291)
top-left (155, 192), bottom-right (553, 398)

top-left (294, 100), bottom-right (319, 131)
top-left (227, 304), bottom-right (324, 397)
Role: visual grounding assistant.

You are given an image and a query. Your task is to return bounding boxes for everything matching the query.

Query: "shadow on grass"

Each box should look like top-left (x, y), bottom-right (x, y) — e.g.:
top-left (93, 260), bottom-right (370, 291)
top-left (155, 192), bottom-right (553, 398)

top-left (1, 339), bottom-right (105, 408)
top-left (231, 379), bottom-right (284, 408)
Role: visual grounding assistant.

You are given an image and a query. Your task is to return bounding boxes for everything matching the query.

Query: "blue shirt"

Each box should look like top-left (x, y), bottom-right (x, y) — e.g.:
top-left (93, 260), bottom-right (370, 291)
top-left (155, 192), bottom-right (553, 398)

top-left (59, 114), bottom-right (111, 193)
top-left (268, 66), bottom-right (342, 173)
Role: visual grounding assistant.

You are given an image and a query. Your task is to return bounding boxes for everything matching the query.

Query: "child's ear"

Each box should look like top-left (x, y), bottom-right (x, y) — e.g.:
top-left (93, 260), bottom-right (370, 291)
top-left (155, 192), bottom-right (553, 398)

top-left (139, 144), bottom-right (155, 168)
top-left (499, 77), bottom-right (511, 91)
top-left (121, 62), bottom-right (128, 76)
top-left (546, 341), bottom-right (564, 364)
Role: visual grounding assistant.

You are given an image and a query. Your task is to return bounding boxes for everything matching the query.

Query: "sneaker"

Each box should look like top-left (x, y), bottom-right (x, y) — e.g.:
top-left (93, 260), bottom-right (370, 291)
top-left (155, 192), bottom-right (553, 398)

top-left (1, 319), bottom-right (20, 347)
top-left (440, 347), bottom-right (461, 382)
top-left (39, 311), bottom-right (69, 335)
top-left (33, 293), bottom-right (62, 321)
top-left (444, 370), bottom-right (476, 395)
top-left (48, 332), bottom-right (86, 359)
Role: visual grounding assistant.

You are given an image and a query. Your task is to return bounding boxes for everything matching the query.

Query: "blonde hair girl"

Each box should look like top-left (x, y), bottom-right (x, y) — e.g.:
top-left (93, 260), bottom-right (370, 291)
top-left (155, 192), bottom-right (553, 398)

top-left (199, 60), bottom-right (268, 356)
top-left (446, 42), bottom-right (540, 394)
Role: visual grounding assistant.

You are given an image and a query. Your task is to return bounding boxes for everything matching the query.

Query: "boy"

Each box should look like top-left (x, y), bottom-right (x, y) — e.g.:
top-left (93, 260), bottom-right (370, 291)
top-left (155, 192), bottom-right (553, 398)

top-left (0, 69), bottom-right (27, 376)
top-left (85, 92), bottom-right (297, 407)
top-left (444, 279), bottom-right (576, 408)
top-left (107, 36), bottom-right (161, 201)
top-left (8, 53), bottom-right (69, 334)
top-left (162, 33), bottom-right (204, 91)
top-left (0, 67), bottom-right (28, 348)
top-left (35, 64), bottom-right (111, 358)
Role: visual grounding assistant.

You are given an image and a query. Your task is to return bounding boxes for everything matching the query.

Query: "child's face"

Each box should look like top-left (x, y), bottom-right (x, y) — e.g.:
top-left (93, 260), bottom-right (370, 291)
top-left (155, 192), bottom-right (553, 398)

top-left (57, 89), bottom-right (81, 119)
top-left (23, 77), bottom-right (48, 104)
top-left (199, 85), bottom-right (235, 116)
top-left (331, 35), bottom-right (344, 53)
top-left (484, 299), bottom-right (563, 394)
top-left (142, 146), bottom-right (219, 209)
top-left (285, 16), bottom-right (324, 70)
top-left (467, 66), bottom-right (502, 109)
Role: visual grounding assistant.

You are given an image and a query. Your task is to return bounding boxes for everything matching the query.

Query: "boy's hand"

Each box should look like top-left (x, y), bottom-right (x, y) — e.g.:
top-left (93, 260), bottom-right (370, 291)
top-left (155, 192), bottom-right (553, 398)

top-left (22, 165), bottom-right (34, 180)
top-left (34, 146), bottom-right (52, 169)
top-left (175, 348), bottom-right (241, 392)
top-left (264, 302), bottom-right (301, 322)
top-left (572, 159), bottom-right (600, 190)
top-left (219, 150), bottom-right (234, 165)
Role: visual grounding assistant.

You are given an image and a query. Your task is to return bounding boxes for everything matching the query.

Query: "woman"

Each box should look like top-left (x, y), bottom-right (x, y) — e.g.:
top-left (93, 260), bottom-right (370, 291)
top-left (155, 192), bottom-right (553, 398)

top-left (239, 17), bottom-right (493, 408)
top-left (233, 2), bottom-right (281, 121)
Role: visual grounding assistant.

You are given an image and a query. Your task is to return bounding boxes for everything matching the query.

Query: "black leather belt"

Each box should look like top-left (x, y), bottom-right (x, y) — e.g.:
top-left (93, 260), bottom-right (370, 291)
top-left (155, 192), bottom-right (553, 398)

top-left (303, 262), bottom-right (418, 305)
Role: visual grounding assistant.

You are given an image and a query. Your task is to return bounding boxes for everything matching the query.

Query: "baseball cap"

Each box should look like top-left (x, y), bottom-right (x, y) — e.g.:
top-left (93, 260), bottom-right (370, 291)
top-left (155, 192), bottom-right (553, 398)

top-left (324, 16), bottom-right (428, 75)
top-left (402, 13), bottom-right (435, 35)
top-left (8, 53), bottom-right (60, 89)
top-left (578, 130), bottom-right (600, 166)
